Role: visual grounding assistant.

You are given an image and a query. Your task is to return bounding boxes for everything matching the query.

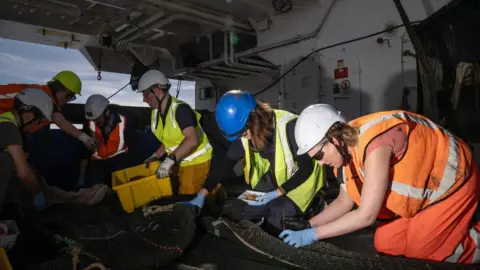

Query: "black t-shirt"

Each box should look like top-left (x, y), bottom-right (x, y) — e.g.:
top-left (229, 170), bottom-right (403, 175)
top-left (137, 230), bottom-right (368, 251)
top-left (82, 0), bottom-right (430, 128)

top-left (203, 117), bottom-right (314, 193)
top-left (0, 122), bottom-right (23, 151)
top-left (154, 97), bottom-right (197, 131)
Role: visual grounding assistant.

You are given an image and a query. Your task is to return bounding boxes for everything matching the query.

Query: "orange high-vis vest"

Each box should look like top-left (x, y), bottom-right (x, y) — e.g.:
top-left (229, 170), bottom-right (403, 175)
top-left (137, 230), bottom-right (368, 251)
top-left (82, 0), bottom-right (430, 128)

top-left (339, 110), bottom-right (473, 218)
top-left (88, 114), bottom-right (128, 160)
top-left (0, 84), bottom-right (59, 132)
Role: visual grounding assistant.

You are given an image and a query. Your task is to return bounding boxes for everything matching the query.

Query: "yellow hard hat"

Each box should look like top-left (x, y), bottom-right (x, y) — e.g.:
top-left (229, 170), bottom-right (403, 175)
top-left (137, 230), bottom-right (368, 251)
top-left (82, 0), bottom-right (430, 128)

top-left (52, 71), bottom-right (82, 95)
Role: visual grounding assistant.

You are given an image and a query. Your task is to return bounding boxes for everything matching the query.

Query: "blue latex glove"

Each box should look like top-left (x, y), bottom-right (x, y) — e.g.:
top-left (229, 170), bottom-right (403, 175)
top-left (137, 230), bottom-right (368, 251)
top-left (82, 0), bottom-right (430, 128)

top-left (279, 228), bottom-right (317, 248)
top-left (247, 190), bottom-right (279, 206)
top-left (32, 191), bottom-right (46, 210)
top-left (184, 193), bottom-right (207, 209)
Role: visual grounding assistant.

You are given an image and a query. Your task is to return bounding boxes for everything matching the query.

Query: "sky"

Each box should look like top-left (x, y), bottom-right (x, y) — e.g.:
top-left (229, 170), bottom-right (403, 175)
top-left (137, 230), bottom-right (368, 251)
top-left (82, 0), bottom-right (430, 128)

top-left (0, 37), bottom-right (196, 107)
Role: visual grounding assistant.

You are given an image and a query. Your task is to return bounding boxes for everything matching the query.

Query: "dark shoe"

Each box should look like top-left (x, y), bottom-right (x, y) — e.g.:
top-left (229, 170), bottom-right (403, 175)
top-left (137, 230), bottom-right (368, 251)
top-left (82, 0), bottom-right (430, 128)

top-left (281, 217), bottom-right (311, 230)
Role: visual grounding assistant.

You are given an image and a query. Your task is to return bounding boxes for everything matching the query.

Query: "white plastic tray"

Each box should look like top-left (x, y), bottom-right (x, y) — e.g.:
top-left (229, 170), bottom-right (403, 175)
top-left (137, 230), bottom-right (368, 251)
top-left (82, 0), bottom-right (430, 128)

top-left (0, 220), bottom-right (19, 250)
top-left (237, 190), bottom-right (265, 203)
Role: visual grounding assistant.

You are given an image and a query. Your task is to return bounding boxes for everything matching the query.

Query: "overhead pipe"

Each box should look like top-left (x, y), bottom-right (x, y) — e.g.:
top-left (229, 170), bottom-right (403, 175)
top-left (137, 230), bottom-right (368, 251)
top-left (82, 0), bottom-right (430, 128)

top-left (118, 12), bottom-right (165, 40)
top-left (84, 0), bottom-right (126, 10)
top-left (223, 32), bottom-right (261, 74)
top-left (129, 14), bottom-right (255, 42)
top-left (197, 0), bottom-right (337, 69)
top-left (198, 70), bottom-right (246, 78)
top-left (191, 72), bottom-right (235, 80)
top-left (145, 0), bottom-right (253, 31)
top-left (225, 32), bottom-right (277, 73)
top-left (238, 58), bottom-right (277, 68)
top-left (209, 66), bottom-right (254, 76)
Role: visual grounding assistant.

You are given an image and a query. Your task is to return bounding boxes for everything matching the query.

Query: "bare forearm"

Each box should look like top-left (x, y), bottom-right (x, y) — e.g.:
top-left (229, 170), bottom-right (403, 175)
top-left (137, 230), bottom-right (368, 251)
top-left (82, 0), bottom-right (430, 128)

top-left (52, 112), bottom-right (81, 138)
top-left (8, 145), bottom-right (41, 193)
top-left (155, 144), bottom-right (166, 157)
top-left (315, 209), bottom-right (373, 240)
top-left (310, 195), bottom-right (353, 227)
top-left (172, 136), bottom-right (197, 161)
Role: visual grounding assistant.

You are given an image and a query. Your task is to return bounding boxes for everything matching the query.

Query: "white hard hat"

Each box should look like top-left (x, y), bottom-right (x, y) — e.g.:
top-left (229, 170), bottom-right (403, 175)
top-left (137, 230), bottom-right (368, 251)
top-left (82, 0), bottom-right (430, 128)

top-left (295, 104), bottom-right (346, 155)
top-left (15, 88), bottom-right (54, 121)
top-left (137, 70), bottom-right (170, 93)
top-left (85, 94), bottom-right (109, 120)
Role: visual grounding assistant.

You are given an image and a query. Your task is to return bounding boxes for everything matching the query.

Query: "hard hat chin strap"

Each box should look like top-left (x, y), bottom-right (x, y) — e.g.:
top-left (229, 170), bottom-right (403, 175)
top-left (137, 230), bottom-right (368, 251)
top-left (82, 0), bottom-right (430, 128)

top-left (330, 136), bottom-right (351, 164)
top-left (18, 109), bottom-right (40, 131)
top-left (152, 87), bottom-right (169, 112)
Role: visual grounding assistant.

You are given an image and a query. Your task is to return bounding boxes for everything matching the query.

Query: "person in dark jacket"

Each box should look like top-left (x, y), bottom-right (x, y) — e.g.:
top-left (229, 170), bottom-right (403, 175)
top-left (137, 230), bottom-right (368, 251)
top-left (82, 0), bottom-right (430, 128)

top-left (185, 90), bottom-right (326, 229)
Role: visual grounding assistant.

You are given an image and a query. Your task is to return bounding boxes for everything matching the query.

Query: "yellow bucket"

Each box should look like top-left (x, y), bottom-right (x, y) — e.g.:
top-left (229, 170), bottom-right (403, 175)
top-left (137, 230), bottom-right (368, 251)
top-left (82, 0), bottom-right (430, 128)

top-left (112, 161), bottom-right (172, 213)
top-left (0, 248), bottom-right (12, 270)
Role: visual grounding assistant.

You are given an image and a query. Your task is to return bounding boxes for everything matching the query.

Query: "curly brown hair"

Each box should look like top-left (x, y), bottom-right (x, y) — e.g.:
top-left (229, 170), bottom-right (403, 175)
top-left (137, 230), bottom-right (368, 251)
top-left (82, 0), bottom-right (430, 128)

top-left (247, 100), bottom-right (274, 151)
top-left (324, 122), bottom-right (359, 147)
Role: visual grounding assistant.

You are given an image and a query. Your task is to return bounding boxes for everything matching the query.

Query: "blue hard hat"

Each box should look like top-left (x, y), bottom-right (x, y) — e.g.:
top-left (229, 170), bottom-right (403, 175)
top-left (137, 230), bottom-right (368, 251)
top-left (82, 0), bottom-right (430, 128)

top-left (215, 90), bottom-right (256, 141)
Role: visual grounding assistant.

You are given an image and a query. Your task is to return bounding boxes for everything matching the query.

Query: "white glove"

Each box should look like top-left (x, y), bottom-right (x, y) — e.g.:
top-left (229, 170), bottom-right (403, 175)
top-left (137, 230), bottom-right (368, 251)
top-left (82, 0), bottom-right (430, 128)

top-left (79, 132), bottom-right (97, 151)
top-left (156, 157), bottom-right (175, 179)
top-left (144, 153), bottom-right (160, 168)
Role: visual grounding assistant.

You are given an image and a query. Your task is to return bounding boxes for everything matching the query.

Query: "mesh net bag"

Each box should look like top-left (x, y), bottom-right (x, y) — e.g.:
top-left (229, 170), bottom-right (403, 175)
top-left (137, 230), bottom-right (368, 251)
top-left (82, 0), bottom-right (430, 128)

top-left (24, 196), bottom-right (197, 269)
top-left (201, 217), bottom-right (477, 270)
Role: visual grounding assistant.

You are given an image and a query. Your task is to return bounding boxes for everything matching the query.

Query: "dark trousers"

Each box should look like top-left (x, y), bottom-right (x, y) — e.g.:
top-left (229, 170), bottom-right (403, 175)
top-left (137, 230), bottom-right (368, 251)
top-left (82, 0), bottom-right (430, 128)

top-left (0, 152), bottom-right (14, 215)
top-left (226, 196), bottom-right (298, 229)
top-left (85, 152), bottom-right (131, 188)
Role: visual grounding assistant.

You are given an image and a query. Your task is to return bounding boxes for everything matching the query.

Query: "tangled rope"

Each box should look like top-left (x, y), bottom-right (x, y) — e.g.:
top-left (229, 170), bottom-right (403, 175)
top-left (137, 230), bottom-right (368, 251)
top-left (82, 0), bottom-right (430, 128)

top-left (135, 203), bottom-right (185, 254)
top-left (142, 203), bottom-right (175, 217)
top-left (55, 235), bottom-right (107, 270)
top-left (70, 246), bottom-right (106, 270)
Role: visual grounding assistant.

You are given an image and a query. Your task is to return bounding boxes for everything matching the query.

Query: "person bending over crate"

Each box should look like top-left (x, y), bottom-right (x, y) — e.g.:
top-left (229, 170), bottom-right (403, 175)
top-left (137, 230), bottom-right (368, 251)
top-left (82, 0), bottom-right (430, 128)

top-left (137, 70), bottom-right (212, 195)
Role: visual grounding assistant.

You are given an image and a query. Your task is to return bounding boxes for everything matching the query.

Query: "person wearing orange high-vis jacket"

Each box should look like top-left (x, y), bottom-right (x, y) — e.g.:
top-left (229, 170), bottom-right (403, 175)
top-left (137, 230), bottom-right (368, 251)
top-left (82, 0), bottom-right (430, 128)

top-left (279, 103), bottom-right (480, 265)
top-left (0, 71), bottom-right (97, 151)
top-left (77, 94), bottom-right (134, 188)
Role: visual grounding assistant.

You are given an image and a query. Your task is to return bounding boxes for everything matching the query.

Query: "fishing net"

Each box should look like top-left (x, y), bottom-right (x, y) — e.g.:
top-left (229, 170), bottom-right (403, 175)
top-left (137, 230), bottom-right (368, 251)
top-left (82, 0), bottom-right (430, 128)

top-left (168, 233), bottom-right (299, 270)
top-left (20, 195), bottom-right (196, 269)
top-left (200, 217), bottom-right (476, 270)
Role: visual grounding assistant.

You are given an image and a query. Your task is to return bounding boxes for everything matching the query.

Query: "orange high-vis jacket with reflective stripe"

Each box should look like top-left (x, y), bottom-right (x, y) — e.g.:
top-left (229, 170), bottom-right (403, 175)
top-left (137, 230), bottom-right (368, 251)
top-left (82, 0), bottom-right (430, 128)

top-left (340, 110), bottom-right (473, 218)
top-left (88, 114), bottom-right (128, 160)
top-left (0, 84), bottom-right (59, 132)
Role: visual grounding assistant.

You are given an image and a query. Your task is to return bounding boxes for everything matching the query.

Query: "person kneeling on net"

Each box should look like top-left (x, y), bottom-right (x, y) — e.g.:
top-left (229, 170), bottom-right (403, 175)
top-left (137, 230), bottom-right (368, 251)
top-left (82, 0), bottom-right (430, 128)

top-left (0, 88), bottom-right (55, 212)
top-left (185, 90), bottom-right (326, 230)
top-left (138, 70), bottom-right (212, 195)
top-left (279, 104), bottom-right (480, 264)
top-left (77, 94), bottom-right (135, 188)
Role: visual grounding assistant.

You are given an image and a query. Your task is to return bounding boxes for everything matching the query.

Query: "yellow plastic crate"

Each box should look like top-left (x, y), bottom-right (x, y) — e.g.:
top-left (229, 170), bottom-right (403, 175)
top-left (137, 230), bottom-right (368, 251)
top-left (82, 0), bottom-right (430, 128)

top-left (112, 161), bottom-right (172, 213)
top-left (0, 248), bottom-right (12, 270)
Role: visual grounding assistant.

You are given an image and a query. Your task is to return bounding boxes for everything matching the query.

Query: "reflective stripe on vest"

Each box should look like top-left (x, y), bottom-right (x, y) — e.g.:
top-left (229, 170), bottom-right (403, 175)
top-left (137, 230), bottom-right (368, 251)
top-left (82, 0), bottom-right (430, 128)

top-left (0, 112), bottom-right (16, 125)
top-left (242, 109), bottom-right (325, 212)
top-left (0, 112), bottom-right (18, 152)
top-left (357, 112), bottom-right (459, 204)
top-left (344, 110), bottom-right (470, 218)
top-left (89, 114), bottom-right (128, 160)
top-left (150, 98), bottom-right (212, 167)
top-left (445, 227), bottom-right (480, 263)
top-left (0, 93), bottom-right (17, 99)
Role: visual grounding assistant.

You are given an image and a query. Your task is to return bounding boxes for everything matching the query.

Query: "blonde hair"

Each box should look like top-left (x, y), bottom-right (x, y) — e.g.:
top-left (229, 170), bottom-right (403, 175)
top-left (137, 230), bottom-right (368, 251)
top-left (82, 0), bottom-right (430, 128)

top-left (247, 100), bottom-right (274, 151)
top-left (324, 122), bottom-right (359, 147)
